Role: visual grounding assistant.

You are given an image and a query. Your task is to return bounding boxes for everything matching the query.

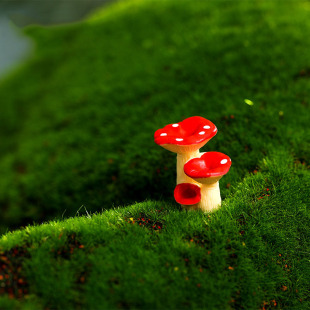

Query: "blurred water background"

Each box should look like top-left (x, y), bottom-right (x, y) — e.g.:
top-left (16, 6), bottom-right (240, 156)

top-left (0, 0), bottom-right (112, 77)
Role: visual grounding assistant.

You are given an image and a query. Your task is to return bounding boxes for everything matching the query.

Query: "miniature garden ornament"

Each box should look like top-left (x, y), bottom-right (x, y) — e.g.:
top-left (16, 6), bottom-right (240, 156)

top-left (184, 152), bottom-right (231, 212)
top-left (154, 116), bottom-right (217, 184)
top-left (174, 182), bottom-right (201, 207)
top-left (154, 116), bottom-right (231, 213)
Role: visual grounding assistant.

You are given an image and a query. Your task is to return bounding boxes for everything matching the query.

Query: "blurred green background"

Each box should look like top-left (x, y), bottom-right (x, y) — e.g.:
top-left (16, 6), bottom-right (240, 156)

top-left (0, 0), bottom-right (309, 234)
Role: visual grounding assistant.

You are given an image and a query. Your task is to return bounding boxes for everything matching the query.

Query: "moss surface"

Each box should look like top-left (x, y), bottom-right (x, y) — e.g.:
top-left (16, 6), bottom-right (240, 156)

top-left (0, 0), bottom-right (309, 232)
top-left (0, 0), bottom-right (309, 308)
top-left (0, 151), bottom-right (309, 309)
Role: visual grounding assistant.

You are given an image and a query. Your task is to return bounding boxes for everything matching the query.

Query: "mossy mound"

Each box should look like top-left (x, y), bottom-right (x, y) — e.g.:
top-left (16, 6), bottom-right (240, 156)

top-left (0, 1), bottom-right (308, 307)
top-left (0, 0), bottom-right (309, 236)
top-left (0, 150), bottom-right (309, 309)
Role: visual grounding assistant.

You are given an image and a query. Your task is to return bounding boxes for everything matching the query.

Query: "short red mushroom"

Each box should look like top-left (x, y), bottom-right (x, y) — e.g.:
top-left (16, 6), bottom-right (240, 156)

top-left (174, 183), bottom-right (201, 209)
top-left (154, 116), bottom-right (217, 184)
top-left (184, 152), bottom-right (231, 212)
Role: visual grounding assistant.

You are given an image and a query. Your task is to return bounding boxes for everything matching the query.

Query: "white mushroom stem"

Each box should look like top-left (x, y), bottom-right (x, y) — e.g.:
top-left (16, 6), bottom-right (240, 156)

top-left (177, 151), bottom-right (200, 184)
top-left (197, 181), bottom-right (221, 212)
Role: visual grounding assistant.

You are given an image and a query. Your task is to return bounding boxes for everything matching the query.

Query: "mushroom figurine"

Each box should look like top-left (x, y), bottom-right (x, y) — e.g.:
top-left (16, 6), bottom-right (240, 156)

top-left (184, 152), bottom-right (231, 212)
top-left (174, 183), bottom-right (201, 210)
top-left (154, 116), bottom-right (217, 184)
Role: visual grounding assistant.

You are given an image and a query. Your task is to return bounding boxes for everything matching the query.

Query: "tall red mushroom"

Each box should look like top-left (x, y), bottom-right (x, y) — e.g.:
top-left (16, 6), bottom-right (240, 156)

top-left (154, 116), bottom-right (217, 184)
top-left (184, 152), bottom-right (231, 211)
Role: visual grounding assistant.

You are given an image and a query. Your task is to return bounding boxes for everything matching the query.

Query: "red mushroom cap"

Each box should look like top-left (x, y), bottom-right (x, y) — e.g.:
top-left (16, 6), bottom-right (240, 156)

top-left (154, 116), bottom-right (217, 147)
top-left (174, 183), bottom-right (201, 205)
top-left (184, 152), bottom-right (232, 179)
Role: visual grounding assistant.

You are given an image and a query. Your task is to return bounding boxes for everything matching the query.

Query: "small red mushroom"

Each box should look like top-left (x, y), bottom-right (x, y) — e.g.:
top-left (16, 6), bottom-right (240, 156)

top-left (154, 116), bottom-right (217, 184)
top-left (174, 183), bottom-right (201, 208)
top-left (184, 152), bottom-right (231, 211)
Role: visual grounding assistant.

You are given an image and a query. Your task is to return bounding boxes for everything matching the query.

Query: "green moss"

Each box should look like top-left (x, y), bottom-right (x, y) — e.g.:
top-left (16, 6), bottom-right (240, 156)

top-left (0, 1), bottom-right (309, 306)
top-left (0, 150), bottom-right (309, 309)
top-left (0, 0), bottom-right (309, 231)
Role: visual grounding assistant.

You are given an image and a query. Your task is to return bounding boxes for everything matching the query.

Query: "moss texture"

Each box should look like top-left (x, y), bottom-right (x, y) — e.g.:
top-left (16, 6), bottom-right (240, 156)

top-left (0, 0), bottom-right (309, 232)
top-left (0, 0), bottom-right (309, 308)
top-left (0, 151), bottom-right (309, 309)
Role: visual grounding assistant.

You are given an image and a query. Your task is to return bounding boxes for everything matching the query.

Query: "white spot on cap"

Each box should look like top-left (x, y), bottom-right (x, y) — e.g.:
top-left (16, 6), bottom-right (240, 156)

top-left (176, 138), bottom-right (183, 141)
top-left (213, 128), bottom-right (217, 132)
top-left (203, 125), bottom-right (211, 129)
top-left (198, 131), bottom-right (205, 135)
top-left (172, 124), bottom-right (179, 127)
top-left (160, 133), bottom-right (167, 136)
top-left (221, 159), bottom-right (228, 164)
